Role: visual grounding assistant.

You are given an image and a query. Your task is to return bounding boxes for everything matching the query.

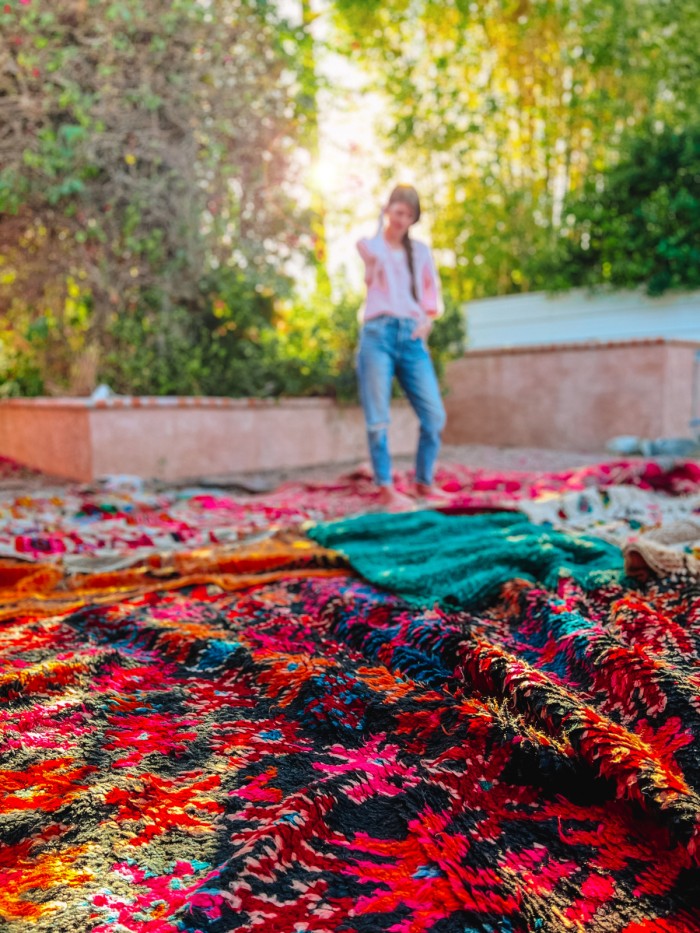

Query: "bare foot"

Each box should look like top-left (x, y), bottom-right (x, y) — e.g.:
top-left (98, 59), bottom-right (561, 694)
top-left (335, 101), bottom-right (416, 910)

top-left (414, 483), bottom-right (451, 503)
top-left (376, 485), bottom-right (415, 511)
top-left (339, 461), bottom-right (374, 481)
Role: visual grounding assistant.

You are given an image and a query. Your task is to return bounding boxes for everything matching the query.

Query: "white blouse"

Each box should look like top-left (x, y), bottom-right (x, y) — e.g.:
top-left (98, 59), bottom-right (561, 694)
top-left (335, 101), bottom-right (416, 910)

top-left (356, 215), bottom-right (444, 324)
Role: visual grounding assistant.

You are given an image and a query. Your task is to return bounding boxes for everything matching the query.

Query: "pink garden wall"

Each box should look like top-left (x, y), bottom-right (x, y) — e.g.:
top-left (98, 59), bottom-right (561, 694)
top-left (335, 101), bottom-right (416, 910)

top-left (1, 338), bottom-right (698, 481)
top-left (0, 396), bottom-right (416, 482)
top-left (443, 338), bottom-right (700, 451)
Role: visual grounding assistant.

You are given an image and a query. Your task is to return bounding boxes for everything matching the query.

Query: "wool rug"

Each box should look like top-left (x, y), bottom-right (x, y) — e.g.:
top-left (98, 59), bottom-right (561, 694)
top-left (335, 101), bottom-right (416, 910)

top-left (1, 463), bottom-right (699, 931)
top-left (3, 570), bottom-right (700, 931)
top-left (307, 511), bottom-right (625, 609)
top-left (2, 459), bottom-right (699, 565)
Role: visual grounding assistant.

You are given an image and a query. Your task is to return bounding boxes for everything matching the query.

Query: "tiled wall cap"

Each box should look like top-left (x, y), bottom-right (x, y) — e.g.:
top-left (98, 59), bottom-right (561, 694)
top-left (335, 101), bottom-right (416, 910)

top-left (0, 395), bottom-right (347, 409)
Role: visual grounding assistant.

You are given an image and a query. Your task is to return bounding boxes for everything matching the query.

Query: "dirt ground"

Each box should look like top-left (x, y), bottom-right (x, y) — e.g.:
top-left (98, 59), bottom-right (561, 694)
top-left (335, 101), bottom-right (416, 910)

top-left (0, 444), bottom-right (615, 495)
top-left (190, 443), bottom-right (614, 493)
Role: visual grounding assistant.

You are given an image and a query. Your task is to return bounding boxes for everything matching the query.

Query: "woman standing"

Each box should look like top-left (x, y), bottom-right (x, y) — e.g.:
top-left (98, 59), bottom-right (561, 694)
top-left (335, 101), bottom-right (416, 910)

top-left (356, 184), bottom-right (446, 508)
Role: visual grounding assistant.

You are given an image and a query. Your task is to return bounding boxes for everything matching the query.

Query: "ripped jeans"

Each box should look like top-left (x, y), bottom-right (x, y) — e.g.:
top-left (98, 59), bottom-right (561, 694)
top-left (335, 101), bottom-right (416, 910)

top-left (356, 315), bottom-right (446, 487)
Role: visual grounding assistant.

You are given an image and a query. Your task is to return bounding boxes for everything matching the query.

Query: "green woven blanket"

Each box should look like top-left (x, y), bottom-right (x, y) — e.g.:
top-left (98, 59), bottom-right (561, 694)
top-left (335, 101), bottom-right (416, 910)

top-left (308, 510), bottom-right (624, 609)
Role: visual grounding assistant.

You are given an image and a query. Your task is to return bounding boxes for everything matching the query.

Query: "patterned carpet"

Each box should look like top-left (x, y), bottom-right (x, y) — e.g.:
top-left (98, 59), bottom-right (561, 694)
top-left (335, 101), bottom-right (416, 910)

top-left (1, 459), bottom-right (699, 931)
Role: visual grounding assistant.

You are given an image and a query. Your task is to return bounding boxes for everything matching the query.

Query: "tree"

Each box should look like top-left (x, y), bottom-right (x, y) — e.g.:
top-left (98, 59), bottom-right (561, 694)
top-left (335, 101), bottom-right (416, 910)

top-left (551, 122), bottom-right (700, 295)
top-left (331, 0), bottom-right (700, 299)
top-left (0, 0), bottom-right (317, 392)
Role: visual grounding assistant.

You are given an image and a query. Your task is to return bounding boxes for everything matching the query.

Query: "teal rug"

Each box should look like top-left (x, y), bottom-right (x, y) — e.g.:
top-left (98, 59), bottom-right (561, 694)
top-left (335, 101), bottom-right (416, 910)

top-left (308, 510), bottom-right (624, 609)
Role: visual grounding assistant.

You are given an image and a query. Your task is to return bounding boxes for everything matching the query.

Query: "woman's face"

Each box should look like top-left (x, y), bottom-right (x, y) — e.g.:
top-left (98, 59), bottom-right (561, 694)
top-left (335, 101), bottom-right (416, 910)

top-left (385, 200), bottom-right (416, 236)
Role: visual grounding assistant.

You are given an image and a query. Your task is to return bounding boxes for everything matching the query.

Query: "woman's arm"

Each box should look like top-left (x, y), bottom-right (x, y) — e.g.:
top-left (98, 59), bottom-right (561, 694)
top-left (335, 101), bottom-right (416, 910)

top-left (420, 246), bottom-right (444, 318)
top-left (357, 248), bottom-right (378, 285)
top-left (356, 209), bottom-right (386, 284)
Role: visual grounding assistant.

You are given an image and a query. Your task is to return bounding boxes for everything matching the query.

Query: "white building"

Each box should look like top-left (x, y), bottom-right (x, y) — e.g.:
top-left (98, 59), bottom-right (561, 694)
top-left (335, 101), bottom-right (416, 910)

top-left (465, 288), bottom-right (700, 350)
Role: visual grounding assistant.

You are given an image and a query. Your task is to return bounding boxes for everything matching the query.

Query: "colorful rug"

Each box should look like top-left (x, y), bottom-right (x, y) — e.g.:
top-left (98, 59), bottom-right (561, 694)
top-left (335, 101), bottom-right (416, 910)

top-left (1, 461), bottom-right (700, 931)
top-left (2, 458), bottom-right (700, 565)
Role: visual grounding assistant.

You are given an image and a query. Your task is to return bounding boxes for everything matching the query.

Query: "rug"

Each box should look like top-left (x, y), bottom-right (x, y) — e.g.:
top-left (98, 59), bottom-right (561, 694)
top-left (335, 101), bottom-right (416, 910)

top-left (307, 510), bottom-right (625, 609)
top-left (1, 463), bottom-right (700, 931)
top-left (2, 458), bottom-right (699, 565)
top-left (2, 569), bottom-right (700, 931)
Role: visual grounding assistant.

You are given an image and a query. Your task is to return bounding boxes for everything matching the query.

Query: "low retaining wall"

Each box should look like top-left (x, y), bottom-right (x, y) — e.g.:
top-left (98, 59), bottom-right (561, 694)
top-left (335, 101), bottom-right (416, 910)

top-left (0, 396), bottom-right (417, 482)
top-left (444, 338), bottom-right (700, 451)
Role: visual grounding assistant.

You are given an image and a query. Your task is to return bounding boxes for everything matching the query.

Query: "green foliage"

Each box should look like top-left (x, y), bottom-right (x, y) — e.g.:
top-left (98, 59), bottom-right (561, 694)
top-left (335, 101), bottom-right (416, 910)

top-left (429, 295), bottom-right (467, 386)
top-left (0, 0), bottom-right (318, 394)
top-left (267, 291), bottom-right (360, 400)
top-left (546, 124), bottom-right (700, 295)
top-left (0, 334), bottom-right (44, 398)
top-left (331, 0), bottom-right (700, 300)
top-left (78, 273), bottom-right (366, 400)
top-left (7, 0), bottom-right (694, 401)
top-left (0, 237), bottom-right (464, 400)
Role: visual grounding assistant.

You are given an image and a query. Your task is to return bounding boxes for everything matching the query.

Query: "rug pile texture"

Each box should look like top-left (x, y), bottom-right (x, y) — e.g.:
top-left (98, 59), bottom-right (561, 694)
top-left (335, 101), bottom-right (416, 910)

top-left (1, 457), bottom-right (699, 932)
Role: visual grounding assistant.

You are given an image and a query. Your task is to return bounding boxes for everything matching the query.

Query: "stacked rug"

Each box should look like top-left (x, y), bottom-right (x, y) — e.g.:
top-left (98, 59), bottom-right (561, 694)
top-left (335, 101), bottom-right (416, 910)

top-left (0, 458), bottom-right (699, 931)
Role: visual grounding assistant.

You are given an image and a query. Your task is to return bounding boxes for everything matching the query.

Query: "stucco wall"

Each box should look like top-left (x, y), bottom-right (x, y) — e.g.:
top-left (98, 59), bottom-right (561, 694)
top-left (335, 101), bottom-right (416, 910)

top-left (0, 396), bottom-right (417, 482)
top-left (443, 339), bottom-right (700, 451)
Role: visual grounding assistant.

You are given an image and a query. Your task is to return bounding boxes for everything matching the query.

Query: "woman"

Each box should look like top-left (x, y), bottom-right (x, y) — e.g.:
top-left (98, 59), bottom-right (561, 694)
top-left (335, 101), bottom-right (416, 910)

top-left (356, 184), bottom-right (447, 508)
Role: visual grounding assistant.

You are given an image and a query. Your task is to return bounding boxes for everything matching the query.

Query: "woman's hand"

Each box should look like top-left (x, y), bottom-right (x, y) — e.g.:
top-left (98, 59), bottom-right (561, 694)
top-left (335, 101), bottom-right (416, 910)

top-left (411, 319), bottom-right (433, 342)
top-left (364, 253), bottom-right (377, 285)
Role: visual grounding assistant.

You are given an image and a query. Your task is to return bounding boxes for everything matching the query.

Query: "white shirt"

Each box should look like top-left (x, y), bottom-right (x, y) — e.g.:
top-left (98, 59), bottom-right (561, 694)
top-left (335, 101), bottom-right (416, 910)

top-left (386, 247), bottom-right (421, 319)
top-left (356, 217), bottom-right (444, 324)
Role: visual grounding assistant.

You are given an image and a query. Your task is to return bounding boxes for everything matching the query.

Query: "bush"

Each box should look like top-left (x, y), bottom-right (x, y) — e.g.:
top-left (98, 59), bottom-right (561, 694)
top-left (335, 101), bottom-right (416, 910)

top-left (100, 269), bottom-right (282, 397)
top-left (0, 0), bottom-right (317, 394)
top-left (0, 266), bottom-right (465, 400)
top-left (547, 123), bottom-right (700, 295)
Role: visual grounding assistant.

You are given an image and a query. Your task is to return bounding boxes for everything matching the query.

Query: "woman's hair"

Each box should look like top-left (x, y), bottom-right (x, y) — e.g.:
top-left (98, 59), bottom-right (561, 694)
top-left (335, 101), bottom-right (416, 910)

top-left (388, 185), bottom-right (420, 302)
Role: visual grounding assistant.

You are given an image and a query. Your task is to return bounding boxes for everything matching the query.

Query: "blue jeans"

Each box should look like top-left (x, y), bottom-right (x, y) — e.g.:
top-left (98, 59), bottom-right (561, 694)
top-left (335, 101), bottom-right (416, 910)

top-left (356, 315), bottom-right (446, 487)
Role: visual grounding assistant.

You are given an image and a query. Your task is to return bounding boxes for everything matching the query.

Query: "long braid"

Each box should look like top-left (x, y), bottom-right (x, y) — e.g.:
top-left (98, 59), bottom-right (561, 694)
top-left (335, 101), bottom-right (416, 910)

top-left (402, 230), bottom-right (418, 302)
